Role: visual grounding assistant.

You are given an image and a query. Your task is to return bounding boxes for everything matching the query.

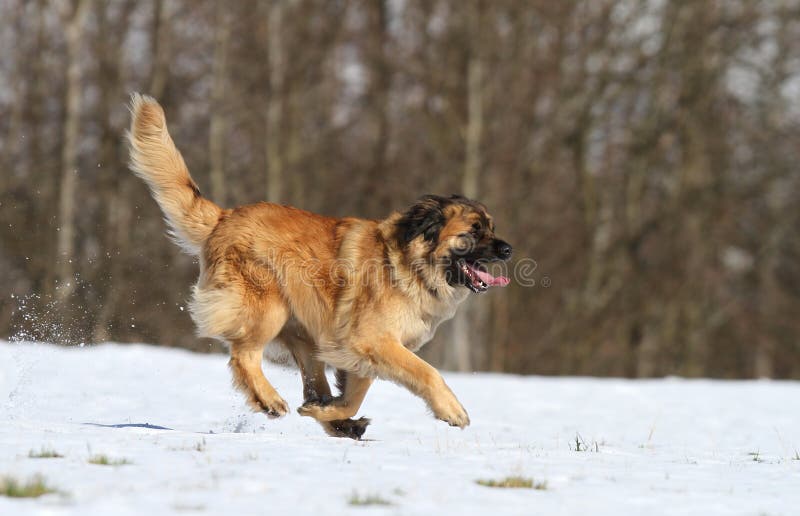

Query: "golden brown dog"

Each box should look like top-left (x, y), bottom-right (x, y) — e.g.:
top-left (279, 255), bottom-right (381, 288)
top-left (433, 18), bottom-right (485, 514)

top-left (127, 93), bottom-right (512, 439)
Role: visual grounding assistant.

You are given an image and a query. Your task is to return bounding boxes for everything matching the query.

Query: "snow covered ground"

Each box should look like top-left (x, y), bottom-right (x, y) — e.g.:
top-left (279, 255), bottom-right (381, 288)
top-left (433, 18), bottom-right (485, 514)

top-left (1, 341), bottom-right (798, 516)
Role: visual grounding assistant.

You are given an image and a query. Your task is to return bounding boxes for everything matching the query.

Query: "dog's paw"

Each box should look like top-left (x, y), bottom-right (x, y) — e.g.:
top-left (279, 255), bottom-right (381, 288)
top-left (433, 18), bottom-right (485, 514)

top-left (297, 399), bottom-right (358, 421)
top-left (432, 395), bottom-right (470, 429)
top-left (321, 417), bottom-right (372, 440)
top-left (438, 409), bottom-right (470, 429)
top-left (253, 395), bottom-right (289, 418)
top-left (296, 400), bottom-right (323, 419)
top-left (297, 401), bottom-right (340, 421)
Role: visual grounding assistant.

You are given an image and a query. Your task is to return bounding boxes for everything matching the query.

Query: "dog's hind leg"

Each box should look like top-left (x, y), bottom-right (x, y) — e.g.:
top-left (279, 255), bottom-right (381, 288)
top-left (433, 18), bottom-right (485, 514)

top-left (227, 301), bottom-right (291, 418)
top-left (280, 329), bottom-right (333, 404)
top-left (229, 340), bottom-right (289, 417)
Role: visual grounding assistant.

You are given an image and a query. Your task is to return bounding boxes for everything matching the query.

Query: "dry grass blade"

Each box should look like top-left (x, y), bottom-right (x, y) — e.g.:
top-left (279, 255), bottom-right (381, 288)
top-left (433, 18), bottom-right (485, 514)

top-left (476, 476), bottom-right (547, 490)
top-left (0, 475), bottom-right (59, 498)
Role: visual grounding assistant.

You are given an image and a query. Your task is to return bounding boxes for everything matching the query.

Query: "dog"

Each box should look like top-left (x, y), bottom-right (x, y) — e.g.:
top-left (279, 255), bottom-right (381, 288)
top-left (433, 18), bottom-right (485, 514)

top-left (126, 93), bottom-right (512, 439)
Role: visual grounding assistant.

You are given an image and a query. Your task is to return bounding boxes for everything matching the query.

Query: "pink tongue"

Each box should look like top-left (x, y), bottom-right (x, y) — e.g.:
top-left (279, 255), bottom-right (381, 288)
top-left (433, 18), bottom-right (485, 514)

top-left (470, 265), bottom-right (510, 287)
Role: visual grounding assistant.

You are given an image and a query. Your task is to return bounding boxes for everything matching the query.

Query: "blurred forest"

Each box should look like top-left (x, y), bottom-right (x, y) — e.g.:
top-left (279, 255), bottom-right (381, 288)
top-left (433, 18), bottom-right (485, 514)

top-left (1, 0), bottom-right (800, 378)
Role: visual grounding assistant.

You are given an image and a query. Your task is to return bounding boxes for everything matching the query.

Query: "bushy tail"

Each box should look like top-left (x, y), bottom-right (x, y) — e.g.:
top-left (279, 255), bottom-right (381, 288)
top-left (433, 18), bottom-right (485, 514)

top-left (127, 93), bottom-right (221, 255)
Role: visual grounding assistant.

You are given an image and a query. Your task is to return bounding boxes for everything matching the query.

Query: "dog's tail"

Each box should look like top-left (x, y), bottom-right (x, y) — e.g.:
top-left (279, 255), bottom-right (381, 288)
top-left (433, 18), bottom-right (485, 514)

top-left (126, 93), bottom-right (222, 255)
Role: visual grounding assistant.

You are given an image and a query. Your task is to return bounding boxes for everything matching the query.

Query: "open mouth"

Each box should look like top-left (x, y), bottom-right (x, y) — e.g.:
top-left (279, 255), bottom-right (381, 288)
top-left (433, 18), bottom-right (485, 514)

top-left (458, 259), bottom-right (510, 293)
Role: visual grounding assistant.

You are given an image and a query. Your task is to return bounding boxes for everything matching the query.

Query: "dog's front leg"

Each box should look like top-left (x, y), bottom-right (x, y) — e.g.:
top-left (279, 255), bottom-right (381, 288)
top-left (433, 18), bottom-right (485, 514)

top-left (356, 335), bottom-right (470, 428)
top-left (296, 369), bottom-right (373, 439)
top-left (298, 371), bottom-right (373, 422)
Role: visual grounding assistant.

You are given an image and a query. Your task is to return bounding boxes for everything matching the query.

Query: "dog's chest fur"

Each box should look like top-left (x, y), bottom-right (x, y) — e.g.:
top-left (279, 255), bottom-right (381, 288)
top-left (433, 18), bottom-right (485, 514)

top-left (399, 289), bottom-right (468, 352)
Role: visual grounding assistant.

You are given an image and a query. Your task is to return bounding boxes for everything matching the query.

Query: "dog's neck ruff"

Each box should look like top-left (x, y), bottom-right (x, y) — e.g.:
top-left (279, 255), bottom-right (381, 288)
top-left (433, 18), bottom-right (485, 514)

top-left (376, 219), bottom-right (462, 307)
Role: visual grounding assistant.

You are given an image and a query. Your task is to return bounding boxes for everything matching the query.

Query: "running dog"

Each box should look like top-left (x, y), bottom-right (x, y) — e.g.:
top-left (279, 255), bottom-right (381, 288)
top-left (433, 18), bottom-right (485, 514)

top-left (127, 94), bottom-right (512, 439)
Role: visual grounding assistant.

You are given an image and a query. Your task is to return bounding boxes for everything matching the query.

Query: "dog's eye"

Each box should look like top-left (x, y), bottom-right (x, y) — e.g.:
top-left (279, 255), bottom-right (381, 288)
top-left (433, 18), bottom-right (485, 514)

top-left (471, 222), bottom-right (482, 233)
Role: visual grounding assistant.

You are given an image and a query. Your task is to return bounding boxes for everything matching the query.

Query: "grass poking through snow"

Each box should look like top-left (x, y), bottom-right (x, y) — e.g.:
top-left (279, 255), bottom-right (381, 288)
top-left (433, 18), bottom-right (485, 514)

top-left (572, 432), bottom-right (601, 452)
top-left (348, 491), bottom-right (393, 506)
top-left (28, 447), bottom-right (63, 459)
top-left (0, 475), bottom-right (59, 498)
top-left (476, 476), bottom-right (547, 490)
top-left (88, 454), bottom-right (131, 466)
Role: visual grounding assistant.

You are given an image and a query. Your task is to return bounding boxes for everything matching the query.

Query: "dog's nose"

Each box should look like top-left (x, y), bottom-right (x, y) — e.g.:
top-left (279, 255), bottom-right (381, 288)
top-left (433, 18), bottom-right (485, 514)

top-left (496, 241), bottom-right (512, 260)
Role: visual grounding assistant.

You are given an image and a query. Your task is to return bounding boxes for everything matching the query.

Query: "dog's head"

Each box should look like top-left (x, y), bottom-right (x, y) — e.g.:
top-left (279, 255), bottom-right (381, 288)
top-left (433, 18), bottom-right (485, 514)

top-left (394, 194), bottom-right (512, 293)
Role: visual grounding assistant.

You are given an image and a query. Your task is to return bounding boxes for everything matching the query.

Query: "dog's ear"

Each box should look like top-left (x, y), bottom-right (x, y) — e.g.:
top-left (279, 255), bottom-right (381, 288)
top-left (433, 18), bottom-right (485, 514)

top-left (396, 195), bottom-right (448, 245)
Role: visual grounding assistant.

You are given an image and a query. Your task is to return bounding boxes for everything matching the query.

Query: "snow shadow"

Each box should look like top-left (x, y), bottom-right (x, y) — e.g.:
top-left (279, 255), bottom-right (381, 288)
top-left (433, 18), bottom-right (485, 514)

top-left (83, 422), bottom-right (174, 431)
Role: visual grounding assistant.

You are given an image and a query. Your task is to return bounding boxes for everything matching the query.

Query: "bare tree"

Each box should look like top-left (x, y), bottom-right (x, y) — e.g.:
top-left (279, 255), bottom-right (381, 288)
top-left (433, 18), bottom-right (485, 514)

top-left (449, 0), bottom-right (486, 372)
top-left (55, 0), bottom-right (91, 302)
top-left (209, 0), bottom-right (231, 206)
top-left (2, 0), bottom-right (800, 377)
top-left (264, 0), bottom-right (285, 204)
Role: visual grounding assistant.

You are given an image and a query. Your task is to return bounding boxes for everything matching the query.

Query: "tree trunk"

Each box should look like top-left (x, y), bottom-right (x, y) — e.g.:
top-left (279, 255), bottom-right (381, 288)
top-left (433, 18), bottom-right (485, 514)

top-left (91, 0), bottom-right (136, 342)
top-left (488, 292), bottom-right (509, 372)
top-left (29, 0), bottom-right (56, 298)
top-left (448, 2), bottom-right (485, 372)
top-left (362, 0), bottom-right (391, 216)
top-left (265, 0), bottom-right (285, 204)
top-left (148, 0), bottom-right (170, 99)
top-left (55, 0), bottom-right (90, 302)
top-left (209, 2), bottom-right (230, 206)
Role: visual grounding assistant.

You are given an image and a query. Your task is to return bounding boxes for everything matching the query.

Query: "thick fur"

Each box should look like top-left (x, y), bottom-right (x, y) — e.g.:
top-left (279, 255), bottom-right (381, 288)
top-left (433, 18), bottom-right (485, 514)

top-left (127, 94), bottom-right (222, 254)
top-left (127, 94), bottom-right (510, 438)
